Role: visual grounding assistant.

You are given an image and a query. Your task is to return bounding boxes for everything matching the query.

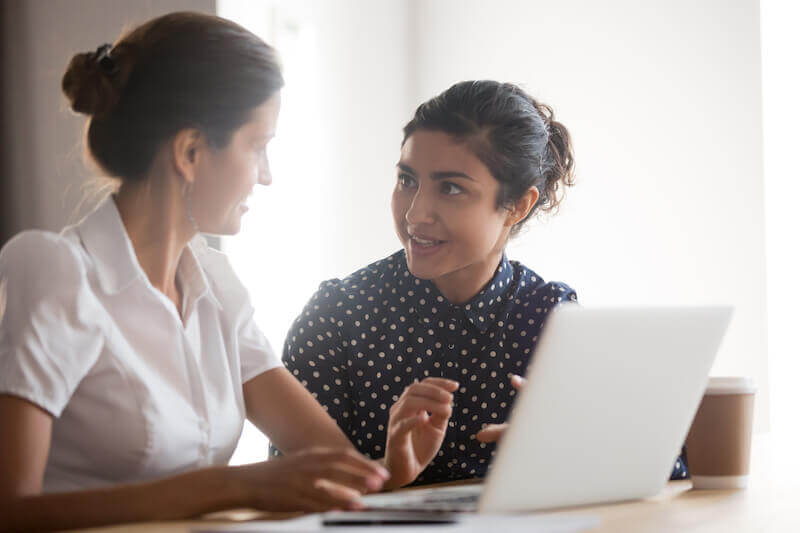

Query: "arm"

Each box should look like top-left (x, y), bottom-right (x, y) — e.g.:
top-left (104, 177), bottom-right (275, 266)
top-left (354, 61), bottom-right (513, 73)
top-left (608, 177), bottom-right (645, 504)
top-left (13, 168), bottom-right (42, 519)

top-left (243, 367), bottom-right (352, 453)
top-left (0, 394), bottom-right (388, 532)
top-left (246, 364), bottom-right (459, 489)
top-left (268, 282), bottom-right (358, 453)
top-left (263, 283), bottom-right (457, 488)
top-left (0, 395), bottom-right (245, 532)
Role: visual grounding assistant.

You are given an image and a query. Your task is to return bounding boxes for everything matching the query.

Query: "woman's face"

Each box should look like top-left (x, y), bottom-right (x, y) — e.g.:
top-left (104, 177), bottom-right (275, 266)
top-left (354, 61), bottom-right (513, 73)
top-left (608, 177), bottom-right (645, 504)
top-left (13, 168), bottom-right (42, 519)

top-left (392, 130), bottom-right (512, 285)
top-left (191, 92), bottom-right (281, 235)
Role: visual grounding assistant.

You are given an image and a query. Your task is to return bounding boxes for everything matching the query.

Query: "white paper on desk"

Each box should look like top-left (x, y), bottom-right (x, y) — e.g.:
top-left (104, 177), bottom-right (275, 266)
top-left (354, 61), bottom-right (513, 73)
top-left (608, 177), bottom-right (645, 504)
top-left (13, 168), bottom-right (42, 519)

top-left (192, 511), bottom-right (599, 533)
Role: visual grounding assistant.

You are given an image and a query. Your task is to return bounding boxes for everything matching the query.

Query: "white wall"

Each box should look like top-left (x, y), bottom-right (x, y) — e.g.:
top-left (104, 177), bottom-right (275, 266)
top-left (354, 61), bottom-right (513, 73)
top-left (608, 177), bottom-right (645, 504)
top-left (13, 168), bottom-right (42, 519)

top-left (221, 0), bottom-right (411, 348)
top-left (407, 0), bottom-right (770, 430)
top-left (224, 1), bottom-right (770, 438)
top-left (761, 0), bottom-right (800, 439)
top-left (220, 0), bottom-right (414, 465)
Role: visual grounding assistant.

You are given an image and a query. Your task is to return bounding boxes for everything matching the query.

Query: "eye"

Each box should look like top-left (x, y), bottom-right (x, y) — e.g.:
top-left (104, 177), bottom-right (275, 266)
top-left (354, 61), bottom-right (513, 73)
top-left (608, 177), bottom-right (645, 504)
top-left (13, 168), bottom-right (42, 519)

top-left (397, 173), bottom-right (417, 189)
top-left (440, 181), bottom-right (463, 196)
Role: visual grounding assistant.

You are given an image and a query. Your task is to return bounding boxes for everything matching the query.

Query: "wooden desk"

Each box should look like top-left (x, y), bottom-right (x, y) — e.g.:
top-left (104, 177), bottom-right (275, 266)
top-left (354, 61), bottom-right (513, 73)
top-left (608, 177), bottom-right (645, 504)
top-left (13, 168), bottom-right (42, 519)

top-left (77, 433), bottom-right (800, 532)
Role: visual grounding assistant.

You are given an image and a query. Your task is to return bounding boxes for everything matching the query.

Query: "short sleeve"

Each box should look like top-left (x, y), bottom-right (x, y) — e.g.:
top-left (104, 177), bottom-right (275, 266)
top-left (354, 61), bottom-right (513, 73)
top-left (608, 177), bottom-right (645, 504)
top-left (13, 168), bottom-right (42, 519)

top-left (0, 231), bottom-right (105, 416)
top-left (546, 281), bottom-right (578, 305)
top-left (192, 239), bottom-right (282, 384)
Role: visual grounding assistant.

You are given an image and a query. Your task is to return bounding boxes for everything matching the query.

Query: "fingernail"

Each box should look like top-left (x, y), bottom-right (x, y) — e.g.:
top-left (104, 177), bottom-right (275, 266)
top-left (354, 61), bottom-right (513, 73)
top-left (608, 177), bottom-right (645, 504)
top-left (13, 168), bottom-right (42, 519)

top-left (377, 465), bottom-right (390, 479)
top-left (368, 476), bottom-right (383, 490)
top-left (349, 500), bottom-right (365, 511)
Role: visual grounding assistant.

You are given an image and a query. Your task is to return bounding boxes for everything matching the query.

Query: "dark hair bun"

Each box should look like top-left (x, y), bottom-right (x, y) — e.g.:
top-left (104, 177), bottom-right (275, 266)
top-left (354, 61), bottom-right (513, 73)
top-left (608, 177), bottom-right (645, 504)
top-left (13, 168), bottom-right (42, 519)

top-left (62, 13), bottom-right (283, 180)
top-left (61, 51), bottom-right (119, 117)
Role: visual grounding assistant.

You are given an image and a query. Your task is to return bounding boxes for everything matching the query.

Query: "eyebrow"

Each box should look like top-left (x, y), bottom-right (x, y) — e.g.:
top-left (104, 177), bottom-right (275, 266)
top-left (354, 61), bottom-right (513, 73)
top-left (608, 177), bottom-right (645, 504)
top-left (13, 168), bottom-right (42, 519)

top-left (396, 162), bottom-right (476, 182)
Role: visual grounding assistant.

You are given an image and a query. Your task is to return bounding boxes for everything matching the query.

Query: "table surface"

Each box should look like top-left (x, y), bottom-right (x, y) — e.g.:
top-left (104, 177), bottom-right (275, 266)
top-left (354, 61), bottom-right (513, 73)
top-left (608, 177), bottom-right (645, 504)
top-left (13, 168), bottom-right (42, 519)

top-left (76, 433), bottom-right (800, 532)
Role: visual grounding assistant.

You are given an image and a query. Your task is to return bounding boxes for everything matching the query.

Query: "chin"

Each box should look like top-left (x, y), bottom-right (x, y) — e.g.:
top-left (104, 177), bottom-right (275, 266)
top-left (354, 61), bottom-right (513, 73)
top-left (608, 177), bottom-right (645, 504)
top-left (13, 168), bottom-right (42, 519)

top-left (203, 221), bottom-right (240, 236)
top-left (405, 256), bottom-right (440, 281)
top-left (220, 224), bottom-right (241, 235)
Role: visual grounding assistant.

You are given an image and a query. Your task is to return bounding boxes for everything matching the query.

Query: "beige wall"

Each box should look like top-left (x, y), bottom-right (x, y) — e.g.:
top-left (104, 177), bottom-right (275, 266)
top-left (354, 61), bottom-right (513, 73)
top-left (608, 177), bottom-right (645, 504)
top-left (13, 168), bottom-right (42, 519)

top-left (1, 0), bottom-right (214, 244)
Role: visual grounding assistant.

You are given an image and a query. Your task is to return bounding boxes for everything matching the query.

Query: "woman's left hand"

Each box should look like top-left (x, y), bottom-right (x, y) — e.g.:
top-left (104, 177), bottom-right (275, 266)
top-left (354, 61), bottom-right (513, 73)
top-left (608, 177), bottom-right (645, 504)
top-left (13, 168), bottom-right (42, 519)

top-left (383, 377), bottom-right (459, 489)
top-left (476, 374), bottom-right (527, 443)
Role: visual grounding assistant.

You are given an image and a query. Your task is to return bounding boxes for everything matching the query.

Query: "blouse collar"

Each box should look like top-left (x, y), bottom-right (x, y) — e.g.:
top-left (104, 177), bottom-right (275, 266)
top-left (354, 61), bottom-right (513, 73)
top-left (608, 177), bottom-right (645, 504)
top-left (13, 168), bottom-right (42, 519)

top-left (74, 195), bottom-right (221, 310)
top-left (405, 252), bottom-right (515, 333)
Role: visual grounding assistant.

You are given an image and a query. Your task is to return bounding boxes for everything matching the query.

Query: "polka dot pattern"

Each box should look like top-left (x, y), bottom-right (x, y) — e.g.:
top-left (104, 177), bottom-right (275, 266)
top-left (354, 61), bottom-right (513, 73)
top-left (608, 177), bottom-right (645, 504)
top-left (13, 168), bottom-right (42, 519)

top-left (272, 250), bottom-right (687, 484)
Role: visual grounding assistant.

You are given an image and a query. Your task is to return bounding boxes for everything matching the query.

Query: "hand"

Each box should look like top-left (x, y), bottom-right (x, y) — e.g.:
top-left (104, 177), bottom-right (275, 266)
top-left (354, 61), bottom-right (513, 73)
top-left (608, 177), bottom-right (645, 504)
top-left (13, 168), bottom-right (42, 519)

top-left (232, 447), bottom-right (389, 512)
top-left (383, 377), bottom-right (459, 488)
top-left (476, 374), bottom-right (527, 443)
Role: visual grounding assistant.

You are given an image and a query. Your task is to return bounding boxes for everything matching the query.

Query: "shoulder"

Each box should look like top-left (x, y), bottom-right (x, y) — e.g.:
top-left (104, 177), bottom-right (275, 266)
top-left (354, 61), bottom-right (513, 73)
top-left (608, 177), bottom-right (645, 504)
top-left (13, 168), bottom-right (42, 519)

top-left (0, 229), bottom-right (105, 346)
top-left (0, 230), bottom-right (88, 290)
top-left (286, 251), bottom-right (406, 343)
top-left (307, 250), bottom-right (407, 311)
top-left (510, 260), bottom-right (578, 306)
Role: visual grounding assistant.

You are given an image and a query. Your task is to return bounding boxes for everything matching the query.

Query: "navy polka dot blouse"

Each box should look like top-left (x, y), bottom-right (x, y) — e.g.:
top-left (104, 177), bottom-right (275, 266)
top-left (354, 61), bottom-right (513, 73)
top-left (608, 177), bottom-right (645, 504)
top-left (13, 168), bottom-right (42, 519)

top-left (272, 250), bottom-right (688, 484)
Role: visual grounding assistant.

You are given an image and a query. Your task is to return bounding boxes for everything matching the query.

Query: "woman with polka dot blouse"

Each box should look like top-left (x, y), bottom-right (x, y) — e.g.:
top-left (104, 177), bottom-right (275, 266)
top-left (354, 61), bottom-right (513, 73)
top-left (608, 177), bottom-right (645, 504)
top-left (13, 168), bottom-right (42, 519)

top-left (276, 80), bottom-right (688, 486)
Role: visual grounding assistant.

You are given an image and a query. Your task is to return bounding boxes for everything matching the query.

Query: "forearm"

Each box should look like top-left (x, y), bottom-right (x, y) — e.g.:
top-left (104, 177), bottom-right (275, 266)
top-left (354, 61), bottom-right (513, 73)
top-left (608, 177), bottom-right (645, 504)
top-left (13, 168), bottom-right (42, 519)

top-left (244, 368), bottom-right (354, 454)
top-left (0, 465), bottom-right (245, 532)
top-left (265, 402), bottom-right (353, 454)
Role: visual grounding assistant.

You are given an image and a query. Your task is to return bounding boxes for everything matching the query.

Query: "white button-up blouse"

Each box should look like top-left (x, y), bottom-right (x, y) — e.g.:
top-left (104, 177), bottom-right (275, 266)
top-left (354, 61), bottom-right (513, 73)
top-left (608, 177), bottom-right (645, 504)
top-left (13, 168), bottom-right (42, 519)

top-left (0, 196), bottom-right (280, 493)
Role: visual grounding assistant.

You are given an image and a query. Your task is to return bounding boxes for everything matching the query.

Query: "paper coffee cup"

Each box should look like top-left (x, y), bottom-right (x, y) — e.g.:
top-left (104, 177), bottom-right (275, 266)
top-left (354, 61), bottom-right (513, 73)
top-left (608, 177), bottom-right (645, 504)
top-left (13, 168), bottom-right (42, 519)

top-left (686, 377), bottom-right (756, 490)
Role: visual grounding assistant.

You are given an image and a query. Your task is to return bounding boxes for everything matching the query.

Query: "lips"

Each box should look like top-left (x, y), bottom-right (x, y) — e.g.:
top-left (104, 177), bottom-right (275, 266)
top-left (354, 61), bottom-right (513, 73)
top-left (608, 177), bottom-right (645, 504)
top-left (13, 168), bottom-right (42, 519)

top-left (410, 234), bottom-right (444, 246)
top-left (408, 232), bottom-right (446, 257)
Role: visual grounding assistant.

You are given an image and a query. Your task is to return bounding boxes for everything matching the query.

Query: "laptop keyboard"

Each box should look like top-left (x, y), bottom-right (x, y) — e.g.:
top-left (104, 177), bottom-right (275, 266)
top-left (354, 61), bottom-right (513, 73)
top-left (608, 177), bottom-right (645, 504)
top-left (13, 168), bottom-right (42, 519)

top-left (362, 485), bottom-right (482, 512)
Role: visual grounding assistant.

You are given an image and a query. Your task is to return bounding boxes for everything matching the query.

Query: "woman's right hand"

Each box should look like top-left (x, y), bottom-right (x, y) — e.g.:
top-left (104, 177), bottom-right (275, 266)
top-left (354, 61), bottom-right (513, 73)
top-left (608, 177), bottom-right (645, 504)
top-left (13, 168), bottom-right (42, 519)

top-left (475, 374), bottom-right (527, 443)
top-left (231, 447), bottom-right (390, 512)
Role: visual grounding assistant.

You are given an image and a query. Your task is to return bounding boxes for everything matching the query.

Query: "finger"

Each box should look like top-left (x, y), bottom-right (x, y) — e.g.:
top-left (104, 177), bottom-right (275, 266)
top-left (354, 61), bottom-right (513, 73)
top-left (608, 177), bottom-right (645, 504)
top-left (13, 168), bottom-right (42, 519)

top-left (311, 478), bottom-right (365, 510)
top-left (402, 382), bottom-right (455, 404)
top-left (476, 424), bottom-right (508, 443)
top-left (253, 478), bottom-right (345, 513)
top-left (387, 412), bottom-right (426, 442)
top-left (393, 396), bottom-right (452, 419)
top-left (316, 461), bottom-right (386, 494)
top-left (419, 377), bottom-right (460, 391)
top-left (510, 374), bottom-right (526, 390)
top-left (292, 478), bottom-right (363, 512)
top-left (307, 448), bottom-right (390, 480)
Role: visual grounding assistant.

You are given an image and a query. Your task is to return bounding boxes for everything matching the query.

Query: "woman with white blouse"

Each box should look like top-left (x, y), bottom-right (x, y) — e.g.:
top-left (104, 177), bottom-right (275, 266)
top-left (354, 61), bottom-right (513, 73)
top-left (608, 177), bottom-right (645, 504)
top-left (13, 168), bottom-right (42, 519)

top-left (0, 12), bottom-right (448, 531)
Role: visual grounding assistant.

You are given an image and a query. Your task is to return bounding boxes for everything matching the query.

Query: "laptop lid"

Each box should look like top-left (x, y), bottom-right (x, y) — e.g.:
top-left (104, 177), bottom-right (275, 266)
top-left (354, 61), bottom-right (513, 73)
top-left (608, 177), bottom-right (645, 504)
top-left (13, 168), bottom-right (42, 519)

top-left (480, 305), bottom-right (732, 512)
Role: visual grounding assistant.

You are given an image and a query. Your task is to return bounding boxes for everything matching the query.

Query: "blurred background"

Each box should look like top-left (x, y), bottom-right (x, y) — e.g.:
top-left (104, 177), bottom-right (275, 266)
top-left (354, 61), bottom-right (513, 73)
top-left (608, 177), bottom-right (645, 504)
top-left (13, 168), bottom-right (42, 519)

top-left (1, 0), bottom-right (797, 465)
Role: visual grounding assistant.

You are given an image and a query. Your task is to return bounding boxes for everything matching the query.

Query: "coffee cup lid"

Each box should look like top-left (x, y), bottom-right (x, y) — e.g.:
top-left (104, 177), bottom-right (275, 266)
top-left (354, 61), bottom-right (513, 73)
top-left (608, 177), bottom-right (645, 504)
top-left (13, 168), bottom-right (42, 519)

top-left (706, 376), bottom-right (757, 395)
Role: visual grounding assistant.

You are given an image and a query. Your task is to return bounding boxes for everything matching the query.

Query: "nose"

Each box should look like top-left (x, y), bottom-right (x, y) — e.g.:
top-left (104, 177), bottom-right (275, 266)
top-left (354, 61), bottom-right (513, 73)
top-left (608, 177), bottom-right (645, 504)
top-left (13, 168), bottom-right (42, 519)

top-left (258, 152), bottom-right (272, 186)
top-left (405, 188), bottom-right (436, 226)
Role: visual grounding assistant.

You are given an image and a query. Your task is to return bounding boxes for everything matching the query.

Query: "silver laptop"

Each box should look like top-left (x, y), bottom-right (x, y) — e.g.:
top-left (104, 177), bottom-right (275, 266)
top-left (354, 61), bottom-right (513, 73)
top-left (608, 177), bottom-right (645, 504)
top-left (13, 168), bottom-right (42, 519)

top-left (361, 305), bottom-right (733, 513)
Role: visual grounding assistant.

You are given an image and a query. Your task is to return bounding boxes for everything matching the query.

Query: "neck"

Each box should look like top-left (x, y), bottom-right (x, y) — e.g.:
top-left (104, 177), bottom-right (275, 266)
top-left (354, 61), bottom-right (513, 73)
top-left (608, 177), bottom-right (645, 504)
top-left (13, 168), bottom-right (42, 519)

top-left (433, 247), bottom-right (505, 305)
top-left (114, 176), bottom-right (194, 298)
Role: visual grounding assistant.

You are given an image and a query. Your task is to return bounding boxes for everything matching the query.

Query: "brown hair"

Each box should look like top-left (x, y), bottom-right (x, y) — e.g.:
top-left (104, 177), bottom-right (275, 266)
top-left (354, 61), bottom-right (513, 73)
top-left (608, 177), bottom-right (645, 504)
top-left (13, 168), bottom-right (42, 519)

top-left (403, 81), bottom-right (575, 235)
top-left (62, 12), bottom-right (284, 180)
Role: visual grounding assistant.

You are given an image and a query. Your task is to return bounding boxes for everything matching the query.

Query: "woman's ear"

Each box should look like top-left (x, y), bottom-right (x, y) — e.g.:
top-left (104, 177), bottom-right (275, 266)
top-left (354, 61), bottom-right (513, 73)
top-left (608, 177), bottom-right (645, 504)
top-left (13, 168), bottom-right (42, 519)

top-left (170, 128), bottom-right (203, 185)
top-left (505, 186), bottom-right (539, 227)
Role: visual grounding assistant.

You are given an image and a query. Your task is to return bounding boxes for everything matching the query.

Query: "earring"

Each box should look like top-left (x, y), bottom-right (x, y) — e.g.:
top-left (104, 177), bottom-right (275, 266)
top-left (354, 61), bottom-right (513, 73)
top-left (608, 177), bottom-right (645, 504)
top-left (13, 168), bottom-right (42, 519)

top-left (184, 182), bottom-right (199, 233)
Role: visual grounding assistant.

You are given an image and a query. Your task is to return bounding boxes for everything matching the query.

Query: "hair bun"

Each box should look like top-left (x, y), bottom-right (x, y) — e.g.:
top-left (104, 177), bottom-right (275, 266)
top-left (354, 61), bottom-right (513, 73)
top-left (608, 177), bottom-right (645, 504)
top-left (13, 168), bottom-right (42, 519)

top-left (529, 98), bottom-right (554, 129)
top-left (61, 50), bottom-right (119, 117)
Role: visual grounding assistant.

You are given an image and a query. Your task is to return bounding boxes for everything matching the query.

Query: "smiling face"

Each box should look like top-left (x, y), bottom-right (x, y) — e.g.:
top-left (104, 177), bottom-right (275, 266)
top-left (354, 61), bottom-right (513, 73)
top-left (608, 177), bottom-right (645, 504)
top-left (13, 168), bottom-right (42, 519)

top-left (392, 130), bottom-right (515, 301)
top-left (190, 92), bottom-right (281, 235)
